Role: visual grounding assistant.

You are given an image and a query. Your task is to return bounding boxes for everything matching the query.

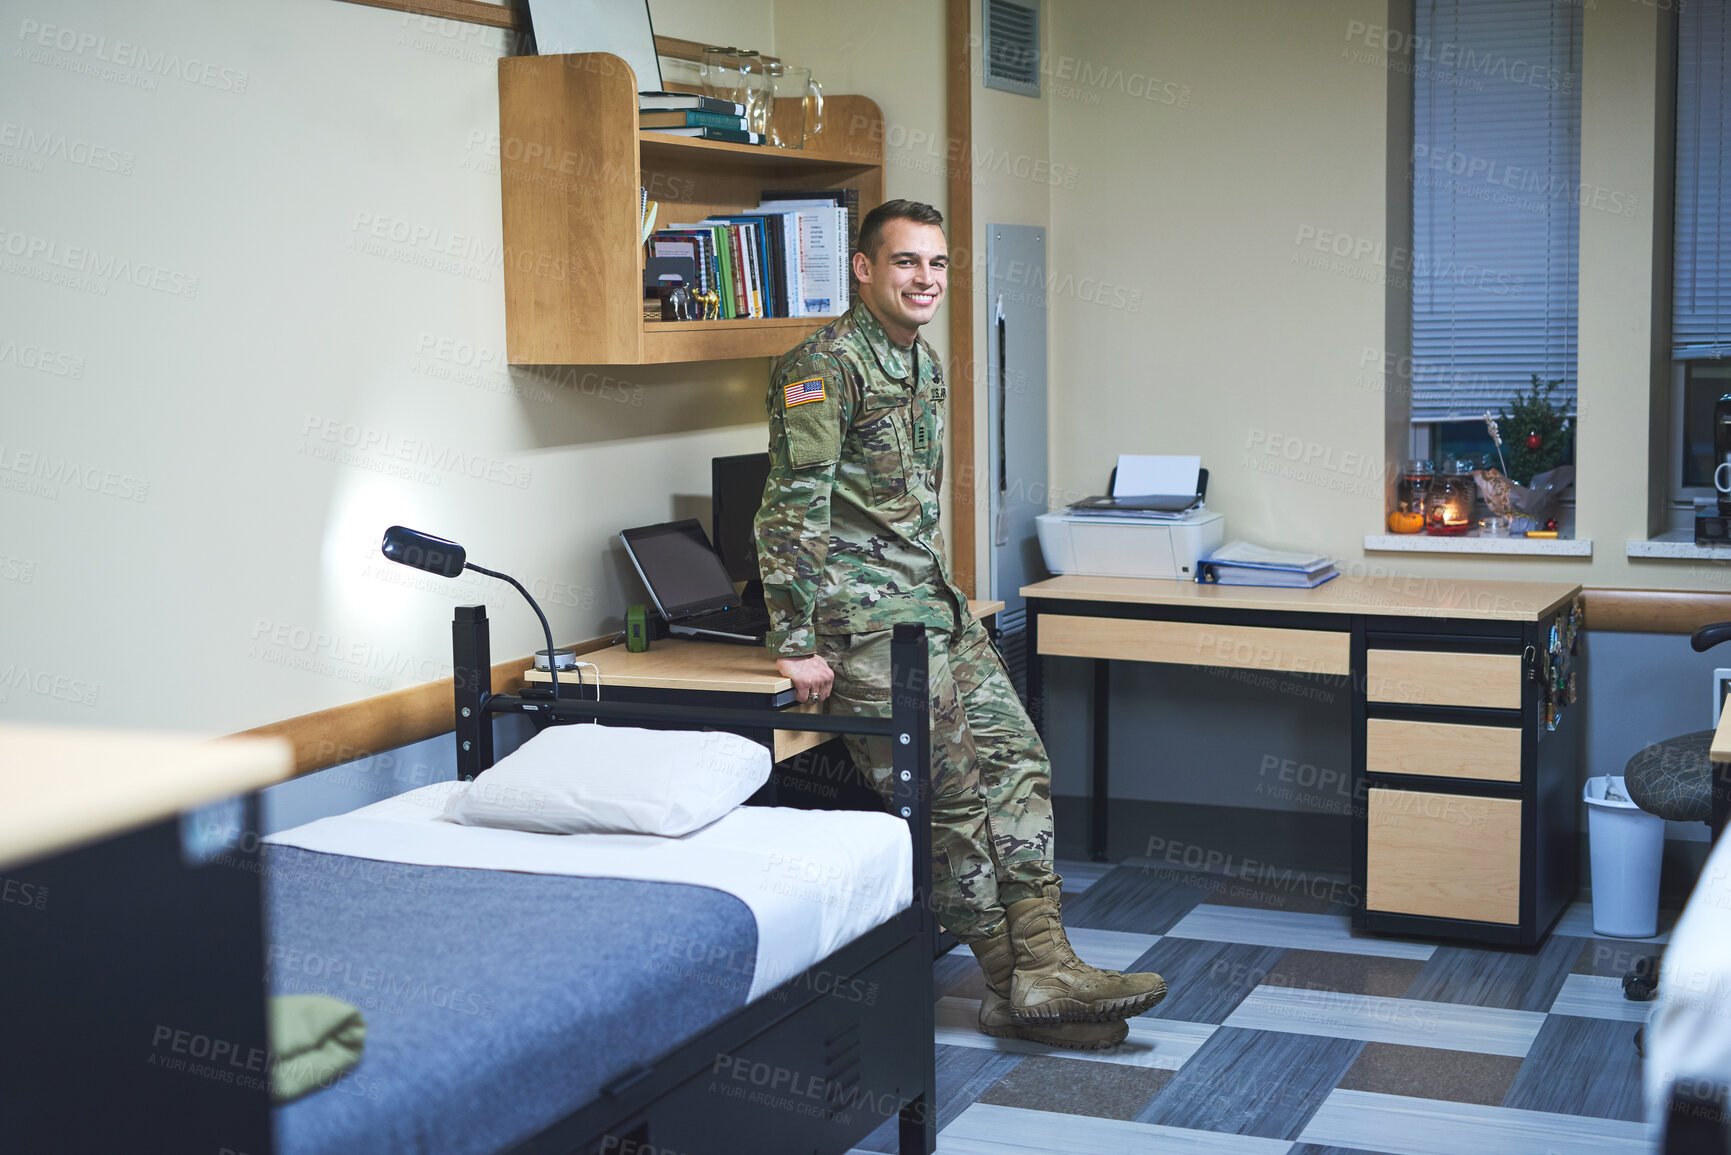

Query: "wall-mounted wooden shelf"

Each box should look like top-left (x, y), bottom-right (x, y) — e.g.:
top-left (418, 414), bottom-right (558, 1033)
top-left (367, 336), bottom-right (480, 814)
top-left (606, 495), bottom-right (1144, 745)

top-left (498, 53), bottom-right (885, 365)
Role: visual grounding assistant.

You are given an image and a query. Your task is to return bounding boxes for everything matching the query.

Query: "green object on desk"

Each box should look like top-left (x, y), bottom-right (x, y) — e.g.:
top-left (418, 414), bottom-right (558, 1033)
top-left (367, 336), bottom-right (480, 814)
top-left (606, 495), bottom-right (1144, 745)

top-left (627, 603), bottom-right (649, 652)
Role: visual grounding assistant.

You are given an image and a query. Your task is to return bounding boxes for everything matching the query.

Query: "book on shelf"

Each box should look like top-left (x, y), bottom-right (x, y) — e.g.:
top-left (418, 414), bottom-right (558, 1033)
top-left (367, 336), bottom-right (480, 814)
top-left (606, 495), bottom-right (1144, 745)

top-left (751, 204), bottom-right (846, 317)
top-left (760, 189), bottom-right (860, 307)
top-left (1195, 540), bottom-right (1337, 588)
top-left (645, 125), bottom-right (764, 145)
top-left (639, 109), bottom-right (751, 131)
top-left (712, 216), bottom-right (780, 319)
top-left (638, 91), bottom-right (746, 116)
top-left (655, 206), bottom-right (848, 321)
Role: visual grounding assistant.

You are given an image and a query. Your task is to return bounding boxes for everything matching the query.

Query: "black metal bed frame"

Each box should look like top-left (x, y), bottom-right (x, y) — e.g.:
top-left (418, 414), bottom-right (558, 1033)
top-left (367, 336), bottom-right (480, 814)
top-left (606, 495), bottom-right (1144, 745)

top-left (451, 606), bottom-right (939, 1155)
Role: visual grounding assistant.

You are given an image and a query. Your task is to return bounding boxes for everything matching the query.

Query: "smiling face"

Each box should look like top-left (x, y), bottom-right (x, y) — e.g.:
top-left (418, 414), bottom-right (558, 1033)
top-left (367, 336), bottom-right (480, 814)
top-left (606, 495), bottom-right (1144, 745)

top-left (852, 219), bottom-right (948, 347)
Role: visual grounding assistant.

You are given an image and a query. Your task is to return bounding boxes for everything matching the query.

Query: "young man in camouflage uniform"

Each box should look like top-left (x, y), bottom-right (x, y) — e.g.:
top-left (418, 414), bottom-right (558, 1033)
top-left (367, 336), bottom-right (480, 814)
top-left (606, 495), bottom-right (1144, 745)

top-left (753, 200), bottom-right (1166, 1049)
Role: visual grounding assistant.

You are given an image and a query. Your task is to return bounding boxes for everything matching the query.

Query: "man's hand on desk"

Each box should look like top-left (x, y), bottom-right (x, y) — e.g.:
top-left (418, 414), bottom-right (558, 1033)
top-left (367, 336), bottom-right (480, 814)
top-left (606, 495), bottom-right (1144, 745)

top-left (777, 653), bottom-right (834, 704)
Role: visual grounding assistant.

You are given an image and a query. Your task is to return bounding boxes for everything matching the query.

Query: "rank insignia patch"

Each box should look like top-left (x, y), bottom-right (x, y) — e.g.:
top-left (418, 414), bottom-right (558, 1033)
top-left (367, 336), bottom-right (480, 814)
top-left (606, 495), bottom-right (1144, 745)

top-left (784, 376), bottom-right (826, 407)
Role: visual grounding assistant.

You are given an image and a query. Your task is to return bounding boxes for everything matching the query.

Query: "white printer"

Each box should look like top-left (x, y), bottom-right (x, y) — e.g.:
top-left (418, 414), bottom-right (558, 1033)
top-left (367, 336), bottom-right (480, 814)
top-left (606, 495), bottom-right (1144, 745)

top-left (1036, 508), bottom-right (1223, 581)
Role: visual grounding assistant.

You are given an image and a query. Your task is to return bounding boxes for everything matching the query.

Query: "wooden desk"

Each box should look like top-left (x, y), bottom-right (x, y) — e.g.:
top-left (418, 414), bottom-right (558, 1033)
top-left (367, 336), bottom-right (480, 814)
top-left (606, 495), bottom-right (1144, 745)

top-left (1711, 703), bottom-right (1731, 839)
top-left (0, 723), bottom-right (291, 870)
top-left (523, 599), bottom-right (1006, 761)
top-left (0, 725), bottom-right (292, 1151)
top-left (1021, 574), bottom-right (1584, 947)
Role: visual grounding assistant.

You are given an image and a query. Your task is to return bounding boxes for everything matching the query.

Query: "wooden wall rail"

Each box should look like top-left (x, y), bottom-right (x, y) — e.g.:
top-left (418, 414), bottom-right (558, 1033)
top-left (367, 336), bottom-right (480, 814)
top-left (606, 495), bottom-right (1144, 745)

top-left (234, 636), bottom-right (609, 779)
top-left (236, 587), bottom-right (1731, 780)
top-left (340, 0), bottom-right (521, 30)
top-left (1583, 588), bottom-right (1731, 634)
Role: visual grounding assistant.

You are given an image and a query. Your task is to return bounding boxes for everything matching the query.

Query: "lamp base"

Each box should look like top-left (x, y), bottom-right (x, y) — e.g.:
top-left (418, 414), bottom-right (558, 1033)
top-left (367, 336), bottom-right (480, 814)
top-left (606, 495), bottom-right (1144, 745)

top-left (533, 648), bottom-right (577, 671)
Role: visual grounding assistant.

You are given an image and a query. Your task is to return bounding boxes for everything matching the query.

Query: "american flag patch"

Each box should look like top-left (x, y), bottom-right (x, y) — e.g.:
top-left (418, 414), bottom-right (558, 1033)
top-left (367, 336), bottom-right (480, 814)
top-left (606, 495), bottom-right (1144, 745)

top-left (784, 376), bottom-right (826, 407)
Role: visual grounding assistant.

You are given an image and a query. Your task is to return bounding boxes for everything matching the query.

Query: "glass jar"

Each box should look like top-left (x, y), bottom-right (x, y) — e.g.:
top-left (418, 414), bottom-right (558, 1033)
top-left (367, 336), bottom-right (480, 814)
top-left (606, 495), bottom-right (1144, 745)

top-left (1397, 459), bottom-right (1433, 516)
top-left (1426, 462), bottom-right (1476, 535)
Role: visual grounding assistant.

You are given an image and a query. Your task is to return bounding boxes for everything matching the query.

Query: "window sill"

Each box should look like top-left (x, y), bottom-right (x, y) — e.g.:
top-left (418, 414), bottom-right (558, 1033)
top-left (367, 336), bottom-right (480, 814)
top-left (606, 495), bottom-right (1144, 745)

top-left (1364, 533), bottom-right (1593, 557)
top-left (1626, 530), bottom-right (1731, 561)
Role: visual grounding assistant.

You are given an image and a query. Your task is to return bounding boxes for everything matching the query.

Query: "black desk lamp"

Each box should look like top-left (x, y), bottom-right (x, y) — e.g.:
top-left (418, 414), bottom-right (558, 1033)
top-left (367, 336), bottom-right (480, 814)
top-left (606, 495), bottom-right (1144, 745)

top-left (379, 526), bottom-right (560, 695)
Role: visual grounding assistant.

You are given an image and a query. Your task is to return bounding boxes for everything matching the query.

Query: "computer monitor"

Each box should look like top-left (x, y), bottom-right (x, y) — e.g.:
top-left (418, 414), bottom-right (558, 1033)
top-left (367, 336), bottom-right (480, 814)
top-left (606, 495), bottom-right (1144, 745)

top-left (712, 452), bottom-right (772, 584)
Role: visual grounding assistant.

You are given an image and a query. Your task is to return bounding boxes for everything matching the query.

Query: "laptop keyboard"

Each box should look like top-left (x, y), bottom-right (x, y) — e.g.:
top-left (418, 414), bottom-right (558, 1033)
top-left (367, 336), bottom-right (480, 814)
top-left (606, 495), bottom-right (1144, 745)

top-left (689, 604), bottom-right (771, 637)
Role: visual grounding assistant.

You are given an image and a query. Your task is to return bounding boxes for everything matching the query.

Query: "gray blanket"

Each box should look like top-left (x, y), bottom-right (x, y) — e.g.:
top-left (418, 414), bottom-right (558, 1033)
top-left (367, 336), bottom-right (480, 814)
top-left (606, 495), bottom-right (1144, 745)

top-left (265, 844), bottom-right (758, 1155)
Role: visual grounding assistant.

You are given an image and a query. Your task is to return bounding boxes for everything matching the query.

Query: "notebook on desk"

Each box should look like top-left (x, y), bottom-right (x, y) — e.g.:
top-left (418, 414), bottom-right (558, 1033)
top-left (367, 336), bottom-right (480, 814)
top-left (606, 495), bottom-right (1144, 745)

top-left (619, 519), bottom-right (771, 645)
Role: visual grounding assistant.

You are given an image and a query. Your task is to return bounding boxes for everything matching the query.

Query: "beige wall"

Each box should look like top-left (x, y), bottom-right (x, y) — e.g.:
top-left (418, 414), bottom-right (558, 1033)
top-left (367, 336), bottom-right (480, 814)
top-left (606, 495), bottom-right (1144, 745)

top-left (774, 0), bottom-right (960, 566)
top-left (3, 0), bottom-right (1701, 743)
top-left (1048, 0), bottom-right (1392, 563)
top-left (0, 0), bottom-right (775, 732)
top-left (1036, 0), bottom-right (1703, 597)
top-left (967, 0), bottom-right (1054, 592)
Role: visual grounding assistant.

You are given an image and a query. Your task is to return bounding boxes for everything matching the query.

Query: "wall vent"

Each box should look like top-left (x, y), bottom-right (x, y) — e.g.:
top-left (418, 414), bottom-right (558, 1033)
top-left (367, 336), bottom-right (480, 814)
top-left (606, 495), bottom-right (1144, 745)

top-left (983, 0), bottom-right (1040, 97)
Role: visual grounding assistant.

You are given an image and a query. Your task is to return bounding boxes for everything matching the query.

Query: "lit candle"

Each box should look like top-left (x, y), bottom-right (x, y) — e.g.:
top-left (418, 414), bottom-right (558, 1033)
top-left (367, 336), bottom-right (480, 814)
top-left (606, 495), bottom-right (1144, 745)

top-left (1426, 469), bottom-right (1474, 535)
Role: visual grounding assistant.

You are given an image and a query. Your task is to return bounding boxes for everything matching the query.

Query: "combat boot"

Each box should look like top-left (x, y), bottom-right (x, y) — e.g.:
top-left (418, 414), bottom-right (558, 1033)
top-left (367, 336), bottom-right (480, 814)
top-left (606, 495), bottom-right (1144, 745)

top-left (968, 931), bottom-right (1127, 1051)
top-left (1005, 884), bottom-right (1167, 1024)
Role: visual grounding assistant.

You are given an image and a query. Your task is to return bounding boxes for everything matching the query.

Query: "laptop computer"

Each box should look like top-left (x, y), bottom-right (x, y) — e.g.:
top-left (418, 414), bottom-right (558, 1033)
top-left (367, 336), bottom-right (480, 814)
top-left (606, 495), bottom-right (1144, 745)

top-left (619, 519), bottom-right (772, 645)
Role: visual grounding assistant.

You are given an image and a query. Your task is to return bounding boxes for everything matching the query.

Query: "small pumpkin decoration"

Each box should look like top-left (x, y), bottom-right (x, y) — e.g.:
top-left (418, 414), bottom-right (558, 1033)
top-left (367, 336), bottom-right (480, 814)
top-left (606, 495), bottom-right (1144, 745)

top-left (1387, 510), bottom-right (1425, 534)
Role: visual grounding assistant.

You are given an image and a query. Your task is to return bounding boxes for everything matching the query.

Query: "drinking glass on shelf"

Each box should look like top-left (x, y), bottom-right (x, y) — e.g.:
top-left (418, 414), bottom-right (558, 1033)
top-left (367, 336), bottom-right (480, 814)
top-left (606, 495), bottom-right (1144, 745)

top-left (766, 62), bottom-right (825, 149)
top-left (700, 46), bottom-right (747, 110)
top-left (735, 50), bottom-right (770, 136)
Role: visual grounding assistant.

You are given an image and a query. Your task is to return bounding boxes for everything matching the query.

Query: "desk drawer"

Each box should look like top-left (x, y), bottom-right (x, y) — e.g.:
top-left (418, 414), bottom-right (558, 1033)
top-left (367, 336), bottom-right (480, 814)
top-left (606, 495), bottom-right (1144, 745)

top-left (1365, 649), bottom-right (1521, 709)
top-left (1365, 787), bottom-right (1521, 924)
top-left (1365, 718), bottom-right (1522, 783)
top-left (1038, 615), bottom-right (1349, 675)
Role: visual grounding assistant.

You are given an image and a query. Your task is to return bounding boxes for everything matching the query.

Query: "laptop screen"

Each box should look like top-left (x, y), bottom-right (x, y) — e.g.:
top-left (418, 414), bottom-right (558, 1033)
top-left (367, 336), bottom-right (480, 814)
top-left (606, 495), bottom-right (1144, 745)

top-left (621, 520), bottom-right (739, 618)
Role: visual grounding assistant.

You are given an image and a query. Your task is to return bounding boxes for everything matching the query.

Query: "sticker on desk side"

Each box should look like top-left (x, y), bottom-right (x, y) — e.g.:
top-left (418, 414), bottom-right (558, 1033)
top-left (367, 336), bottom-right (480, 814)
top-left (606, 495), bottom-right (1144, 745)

top-left (784, 376), bottom-right (826, 407)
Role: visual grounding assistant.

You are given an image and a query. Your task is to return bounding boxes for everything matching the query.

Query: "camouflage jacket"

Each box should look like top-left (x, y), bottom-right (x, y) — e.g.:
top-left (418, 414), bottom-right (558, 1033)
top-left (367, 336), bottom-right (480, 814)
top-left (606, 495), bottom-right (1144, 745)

top-left (753, 300), bottom-right (968, 657)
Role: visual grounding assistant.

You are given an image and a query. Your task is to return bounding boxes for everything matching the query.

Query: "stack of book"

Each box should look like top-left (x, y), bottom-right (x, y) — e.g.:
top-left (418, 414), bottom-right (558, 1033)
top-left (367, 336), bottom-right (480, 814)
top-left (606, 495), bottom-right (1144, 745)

top-left (647, 189), bottom-right (857, 320)
top-left (1196, 540), bottom-right (1338, 588)
top-left (638, 91), bottom-right (761, 145)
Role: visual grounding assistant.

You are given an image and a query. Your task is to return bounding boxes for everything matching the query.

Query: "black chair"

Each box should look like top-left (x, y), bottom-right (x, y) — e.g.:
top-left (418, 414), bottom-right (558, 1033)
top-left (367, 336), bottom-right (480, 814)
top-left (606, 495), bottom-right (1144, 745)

top-left (1621, 729), bottom-right (1716, 999)
top-left (1622, 624), bottom-right (1731, 1000)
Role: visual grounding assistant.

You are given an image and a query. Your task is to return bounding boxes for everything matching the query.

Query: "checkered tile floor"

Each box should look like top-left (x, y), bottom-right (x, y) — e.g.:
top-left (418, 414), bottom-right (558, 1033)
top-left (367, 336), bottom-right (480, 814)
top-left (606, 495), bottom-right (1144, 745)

top-left (852, 858), bottom-right (1674, 1154)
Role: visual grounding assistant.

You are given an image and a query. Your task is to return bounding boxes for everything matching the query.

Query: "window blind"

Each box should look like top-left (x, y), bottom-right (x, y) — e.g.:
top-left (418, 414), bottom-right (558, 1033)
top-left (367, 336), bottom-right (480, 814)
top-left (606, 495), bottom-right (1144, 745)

top-left (1675, 0), bottom-right (1731, 359)
top-left (1410, 0), bottom-right (1581, 423)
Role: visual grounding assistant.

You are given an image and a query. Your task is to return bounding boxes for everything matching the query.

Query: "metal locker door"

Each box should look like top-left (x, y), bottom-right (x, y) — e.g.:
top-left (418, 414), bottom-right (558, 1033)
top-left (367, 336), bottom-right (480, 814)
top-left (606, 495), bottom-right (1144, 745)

top-left (986, 224), bottom-right (1049, 700)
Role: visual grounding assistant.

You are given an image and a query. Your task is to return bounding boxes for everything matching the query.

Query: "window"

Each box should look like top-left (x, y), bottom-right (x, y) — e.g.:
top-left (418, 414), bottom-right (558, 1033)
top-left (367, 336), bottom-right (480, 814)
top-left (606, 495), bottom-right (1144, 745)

top-left (1670, 0), bottom-right (1731, 516)
top-left (1408, 0), bottom-right (1582, 462)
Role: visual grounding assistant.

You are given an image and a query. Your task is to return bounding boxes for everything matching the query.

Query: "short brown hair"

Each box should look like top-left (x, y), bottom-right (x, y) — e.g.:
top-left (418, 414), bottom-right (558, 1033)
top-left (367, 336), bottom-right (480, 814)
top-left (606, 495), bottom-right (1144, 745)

top-left (855, 199), bottom-right (944, 261)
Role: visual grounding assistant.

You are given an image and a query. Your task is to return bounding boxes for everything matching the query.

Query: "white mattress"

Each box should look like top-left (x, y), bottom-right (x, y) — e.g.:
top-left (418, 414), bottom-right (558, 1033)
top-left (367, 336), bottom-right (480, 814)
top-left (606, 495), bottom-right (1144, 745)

top-left (265, 782), bottom-right (913, 1000)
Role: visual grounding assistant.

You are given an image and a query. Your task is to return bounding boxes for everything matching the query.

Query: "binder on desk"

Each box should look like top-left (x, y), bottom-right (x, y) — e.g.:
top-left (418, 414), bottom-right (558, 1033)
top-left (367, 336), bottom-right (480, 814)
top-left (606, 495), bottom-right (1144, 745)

top-left (1196, 539), bottom-right (1338, 588)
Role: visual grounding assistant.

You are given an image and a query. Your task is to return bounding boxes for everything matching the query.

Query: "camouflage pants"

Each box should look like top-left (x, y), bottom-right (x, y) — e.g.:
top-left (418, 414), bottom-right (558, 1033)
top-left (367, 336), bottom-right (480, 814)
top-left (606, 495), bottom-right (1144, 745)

top-left (818, 614), bottom-right (1057, 943)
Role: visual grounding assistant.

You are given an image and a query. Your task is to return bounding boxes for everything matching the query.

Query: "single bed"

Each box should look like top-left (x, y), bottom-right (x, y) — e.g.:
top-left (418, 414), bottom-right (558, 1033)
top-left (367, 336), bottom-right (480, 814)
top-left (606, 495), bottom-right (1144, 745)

top-left (261, 607), bottom-right (938, 1155)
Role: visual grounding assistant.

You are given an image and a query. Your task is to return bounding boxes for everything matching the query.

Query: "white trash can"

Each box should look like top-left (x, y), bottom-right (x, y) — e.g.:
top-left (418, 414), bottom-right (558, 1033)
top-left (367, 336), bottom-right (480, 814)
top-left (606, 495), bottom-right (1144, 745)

top-left (1583, 775), bottom-right (1666, 938)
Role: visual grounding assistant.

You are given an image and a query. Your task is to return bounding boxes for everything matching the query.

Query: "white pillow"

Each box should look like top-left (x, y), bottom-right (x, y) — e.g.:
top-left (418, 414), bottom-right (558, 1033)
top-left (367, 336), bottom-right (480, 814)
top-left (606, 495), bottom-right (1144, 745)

top-left (443, 724), bottom-right (771, 836)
